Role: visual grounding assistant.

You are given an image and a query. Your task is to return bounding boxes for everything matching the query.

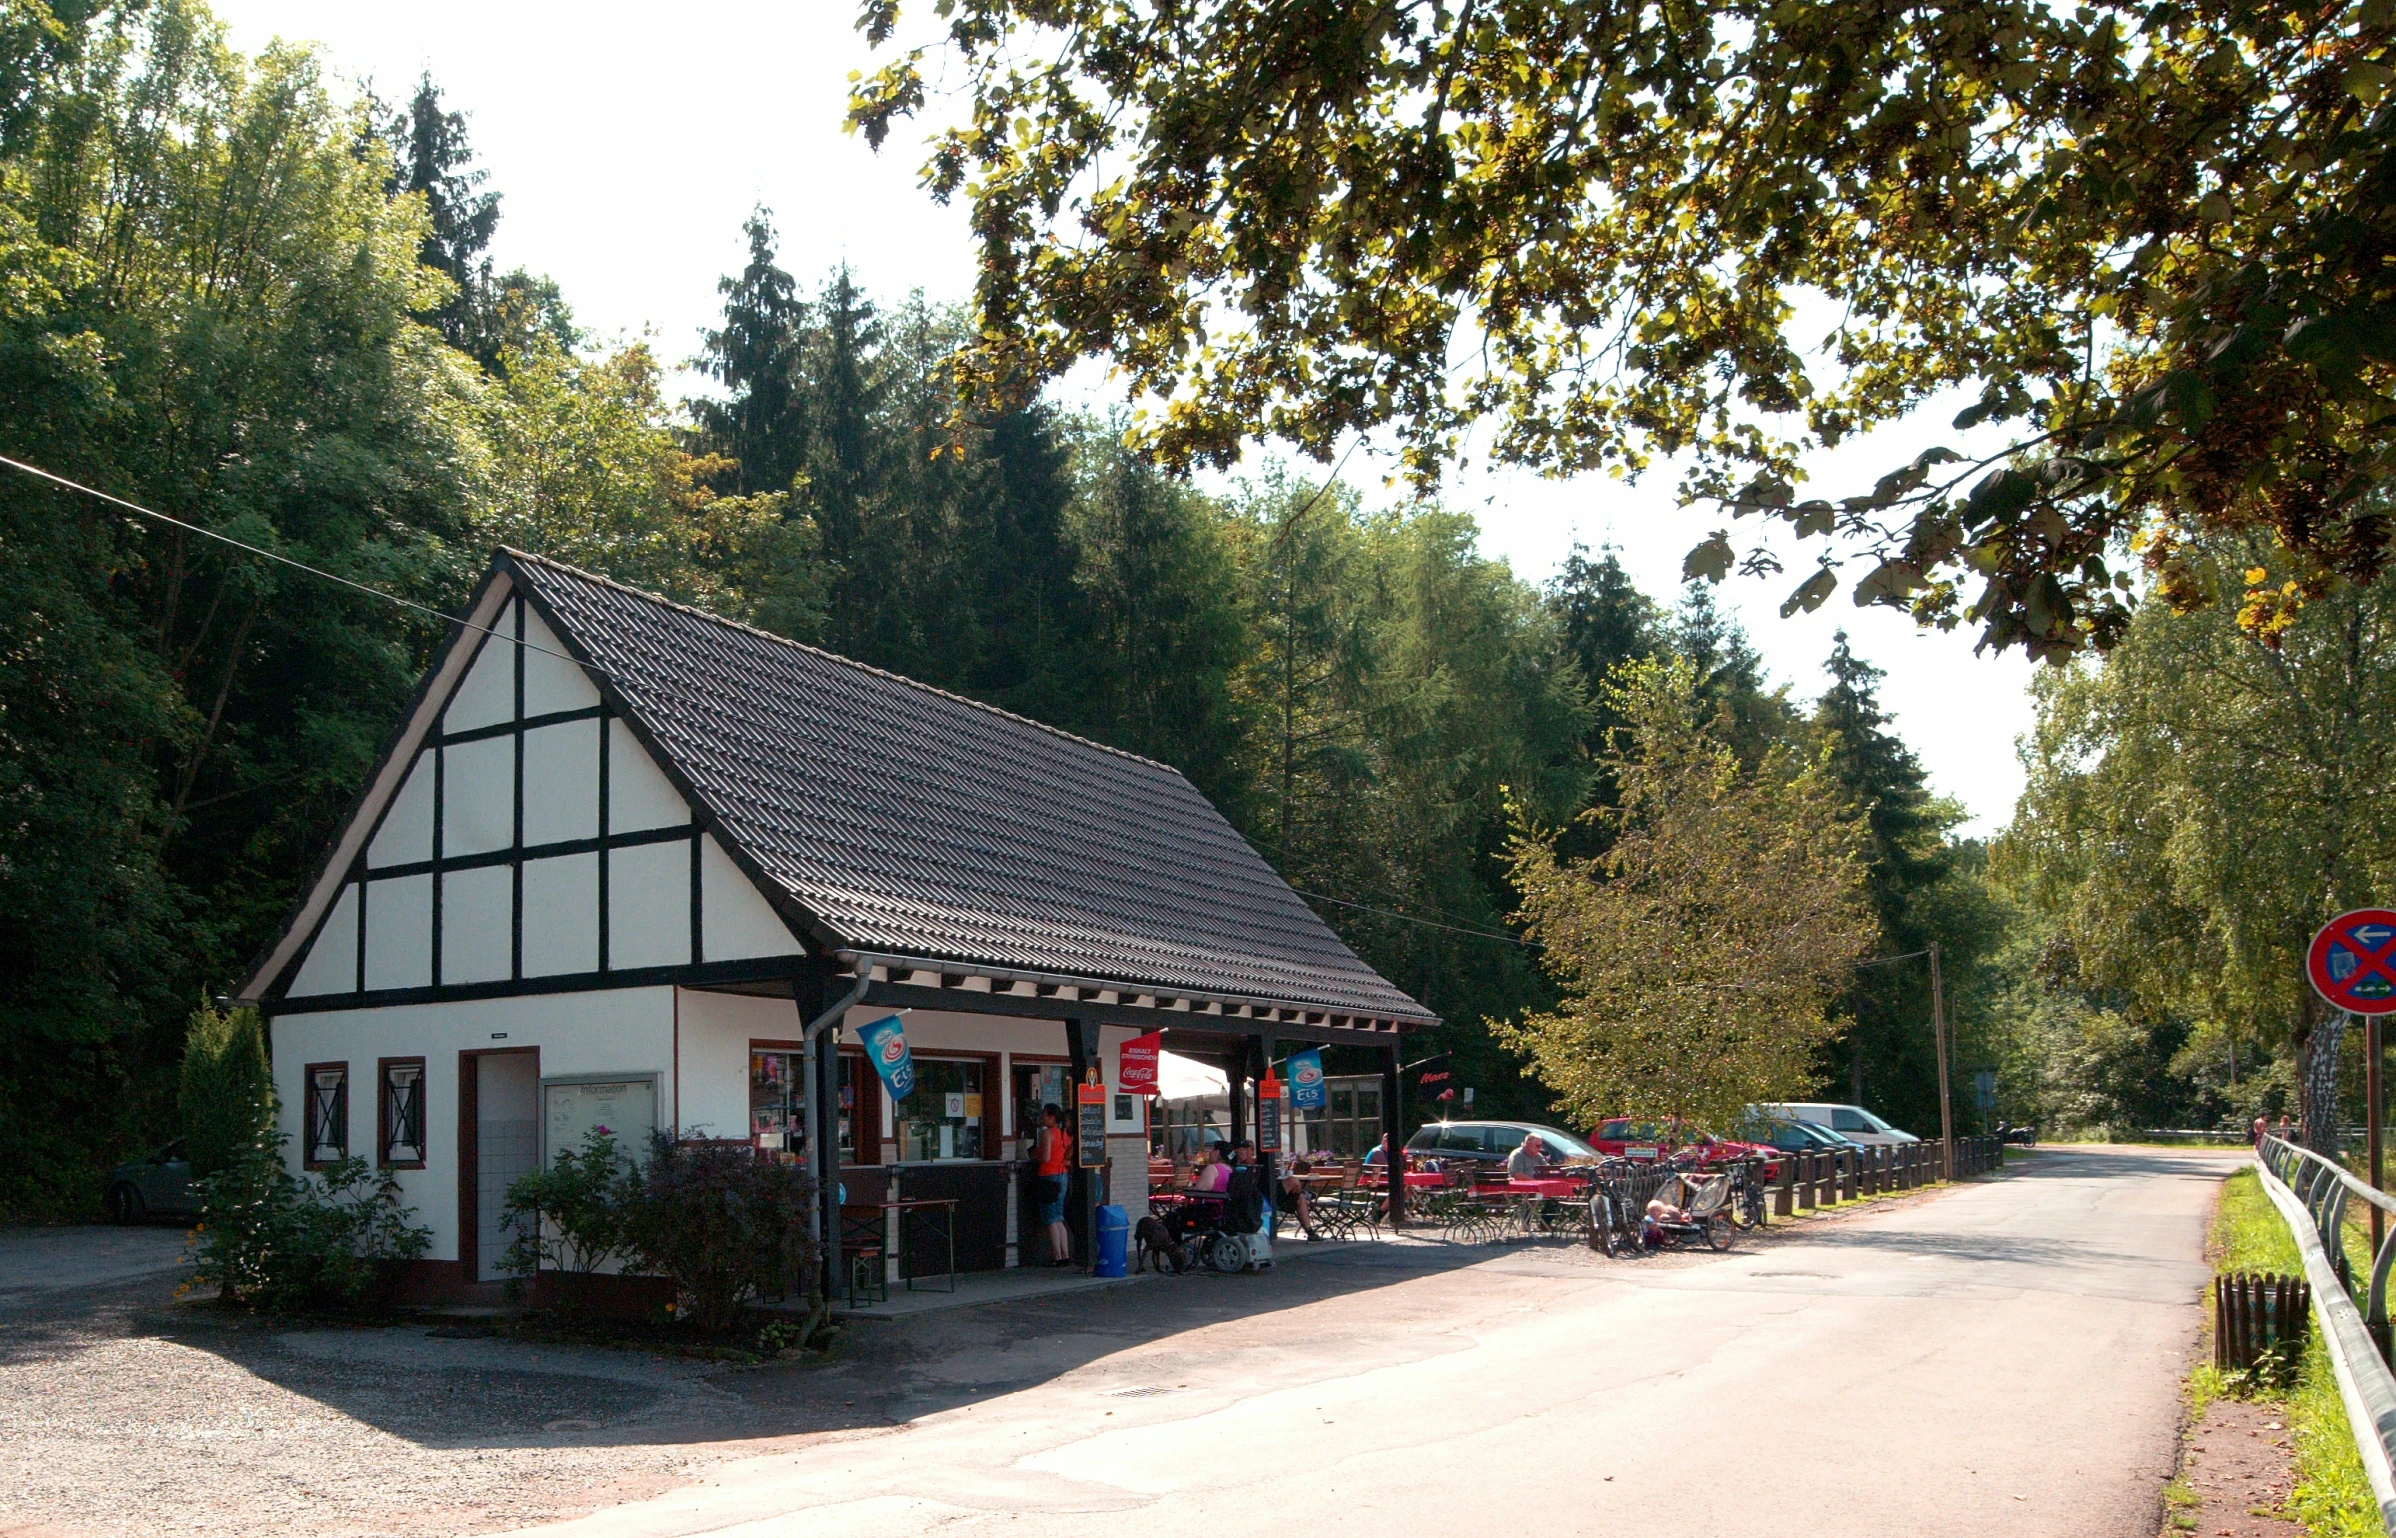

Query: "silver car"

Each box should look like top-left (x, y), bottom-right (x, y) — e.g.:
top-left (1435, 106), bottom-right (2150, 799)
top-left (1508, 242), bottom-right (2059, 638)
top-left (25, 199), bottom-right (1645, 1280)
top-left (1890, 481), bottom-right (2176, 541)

top-left (1755, 1103), bottom-right (1920, 1147)
top-left (103, 1139), bottom-right (202, 1223)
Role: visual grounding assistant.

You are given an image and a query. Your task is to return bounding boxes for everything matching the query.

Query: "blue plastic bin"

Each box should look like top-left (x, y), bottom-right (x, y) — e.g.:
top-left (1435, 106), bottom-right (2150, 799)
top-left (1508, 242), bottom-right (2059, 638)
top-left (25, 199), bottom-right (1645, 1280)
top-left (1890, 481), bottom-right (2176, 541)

top-left (1093, 1204), bottom-right (1129, 1277)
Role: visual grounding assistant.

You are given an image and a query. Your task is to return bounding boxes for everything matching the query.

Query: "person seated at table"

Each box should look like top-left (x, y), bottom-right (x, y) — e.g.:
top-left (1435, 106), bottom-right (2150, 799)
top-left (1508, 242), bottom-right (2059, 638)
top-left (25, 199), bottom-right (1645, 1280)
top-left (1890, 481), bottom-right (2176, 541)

top-left (1187, 1142), bottom-right (1233, 1194)
top-left (1277, 1156), bottom-right (1322, 1240)
top-left (1505, 1134), bottom-right (1552, 1180)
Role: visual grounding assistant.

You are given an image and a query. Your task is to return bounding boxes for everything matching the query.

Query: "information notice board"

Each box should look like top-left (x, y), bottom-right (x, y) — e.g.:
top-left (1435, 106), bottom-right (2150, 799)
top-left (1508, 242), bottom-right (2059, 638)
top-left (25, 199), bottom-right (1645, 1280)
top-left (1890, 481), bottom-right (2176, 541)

top-left (543, 1075), bottom-right (658, 1167)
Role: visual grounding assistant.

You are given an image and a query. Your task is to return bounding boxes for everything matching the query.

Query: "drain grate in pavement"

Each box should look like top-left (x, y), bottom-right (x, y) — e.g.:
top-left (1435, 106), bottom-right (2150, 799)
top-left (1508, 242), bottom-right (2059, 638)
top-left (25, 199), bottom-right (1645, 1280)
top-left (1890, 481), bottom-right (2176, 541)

top-left (1104, 1386), bottom-right (1180, 1398)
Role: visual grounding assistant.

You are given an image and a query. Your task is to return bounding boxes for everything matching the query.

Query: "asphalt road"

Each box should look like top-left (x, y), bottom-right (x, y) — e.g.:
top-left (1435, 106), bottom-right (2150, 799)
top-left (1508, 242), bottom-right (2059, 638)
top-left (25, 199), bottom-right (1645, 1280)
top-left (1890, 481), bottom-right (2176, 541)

top-left (508, 1144), bottom-right (2240, 1538)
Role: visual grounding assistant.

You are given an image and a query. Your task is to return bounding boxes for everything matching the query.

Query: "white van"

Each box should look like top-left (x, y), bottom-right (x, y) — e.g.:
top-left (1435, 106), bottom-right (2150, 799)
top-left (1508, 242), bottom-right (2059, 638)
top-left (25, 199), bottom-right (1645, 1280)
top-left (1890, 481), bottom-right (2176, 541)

top-left (1757, 1103), bottom-right (1919, 1146)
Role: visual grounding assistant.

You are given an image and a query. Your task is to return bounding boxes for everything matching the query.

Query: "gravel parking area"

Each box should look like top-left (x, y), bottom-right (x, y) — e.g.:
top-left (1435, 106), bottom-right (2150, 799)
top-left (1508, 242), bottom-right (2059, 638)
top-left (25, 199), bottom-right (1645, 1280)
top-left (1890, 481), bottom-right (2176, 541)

top-left (0, 1230), bottom-right (876, 1538)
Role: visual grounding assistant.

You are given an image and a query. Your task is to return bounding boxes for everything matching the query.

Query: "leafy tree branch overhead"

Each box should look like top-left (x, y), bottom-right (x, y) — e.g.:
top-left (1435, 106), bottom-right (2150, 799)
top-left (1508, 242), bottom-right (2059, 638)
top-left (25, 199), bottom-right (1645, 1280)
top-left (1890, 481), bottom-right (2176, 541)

top-left (850, 0), bottom-right (2396, 660)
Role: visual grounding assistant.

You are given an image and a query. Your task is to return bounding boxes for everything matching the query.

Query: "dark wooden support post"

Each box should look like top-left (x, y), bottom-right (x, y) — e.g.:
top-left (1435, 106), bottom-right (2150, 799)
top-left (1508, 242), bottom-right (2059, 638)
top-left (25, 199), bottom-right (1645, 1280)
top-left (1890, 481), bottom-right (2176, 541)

top-left (1257, 1032), bottom-right (1279, 1225)
top-left (1224, 1049), bottom-right (1249, 1149)
top-left (794, 961), bottom-right (843, 1305)
top-left (1066, 1018), bottom-right (1101, 1267)
top-left (1382, 1044), bottom-right (1405, 1229)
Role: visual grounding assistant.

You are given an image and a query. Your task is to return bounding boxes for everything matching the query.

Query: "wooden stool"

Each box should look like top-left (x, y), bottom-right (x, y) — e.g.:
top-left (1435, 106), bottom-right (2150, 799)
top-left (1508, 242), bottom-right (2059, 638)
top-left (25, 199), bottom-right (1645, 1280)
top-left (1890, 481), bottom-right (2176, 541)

top-left (847, 1245), bottom-right (887, 1307)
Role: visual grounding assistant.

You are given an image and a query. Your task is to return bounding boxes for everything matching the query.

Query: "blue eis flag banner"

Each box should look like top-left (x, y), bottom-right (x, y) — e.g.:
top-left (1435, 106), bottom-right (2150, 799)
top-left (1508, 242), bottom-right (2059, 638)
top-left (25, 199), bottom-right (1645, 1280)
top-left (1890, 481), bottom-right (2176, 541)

top-left (855, 1014), bottom-right (915, 1101)
top-left (1289, 1049), bottom-right (1327, 1111)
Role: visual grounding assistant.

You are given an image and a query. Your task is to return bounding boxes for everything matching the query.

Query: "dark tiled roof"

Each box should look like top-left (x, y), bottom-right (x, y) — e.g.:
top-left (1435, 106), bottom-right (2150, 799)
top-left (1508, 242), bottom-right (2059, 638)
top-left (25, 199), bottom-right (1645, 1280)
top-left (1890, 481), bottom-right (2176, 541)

top-left (508, 552), bottom-right (1437, 1025)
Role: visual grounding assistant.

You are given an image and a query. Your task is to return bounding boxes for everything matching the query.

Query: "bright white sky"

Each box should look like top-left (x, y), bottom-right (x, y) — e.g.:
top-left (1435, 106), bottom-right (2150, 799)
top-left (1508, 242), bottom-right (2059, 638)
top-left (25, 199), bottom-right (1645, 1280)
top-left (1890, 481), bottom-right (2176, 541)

top-left (217, 0), bottom-right (2041, 835)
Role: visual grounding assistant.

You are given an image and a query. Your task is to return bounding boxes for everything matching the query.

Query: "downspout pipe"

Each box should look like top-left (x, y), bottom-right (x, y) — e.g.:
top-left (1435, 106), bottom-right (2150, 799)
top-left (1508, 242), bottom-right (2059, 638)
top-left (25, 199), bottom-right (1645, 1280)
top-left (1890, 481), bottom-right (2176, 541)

top-left (800, 961), bottom-right (873, 1301)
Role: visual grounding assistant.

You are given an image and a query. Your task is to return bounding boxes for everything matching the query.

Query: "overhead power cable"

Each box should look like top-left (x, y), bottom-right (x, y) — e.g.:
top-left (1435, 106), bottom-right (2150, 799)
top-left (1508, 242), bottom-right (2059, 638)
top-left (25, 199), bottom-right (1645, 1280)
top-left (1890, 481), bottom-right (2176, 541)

top-left (1292, 886), bottom-right (1536, 948)
top-left (0, 452), bottom-right (596, 676)
top-left (9, 452), bottom-right (1550, 958)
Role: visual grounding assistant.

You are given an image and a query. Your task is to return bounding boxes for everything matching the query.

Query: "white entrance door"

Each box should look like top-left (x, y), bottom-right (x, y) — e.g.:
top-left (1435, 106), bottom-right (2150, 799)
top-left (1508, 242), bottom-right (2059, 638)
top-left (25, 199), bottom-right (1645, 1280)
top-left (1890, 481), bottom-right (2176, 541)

top-left (475, 1053), bottom-right (539, 1283)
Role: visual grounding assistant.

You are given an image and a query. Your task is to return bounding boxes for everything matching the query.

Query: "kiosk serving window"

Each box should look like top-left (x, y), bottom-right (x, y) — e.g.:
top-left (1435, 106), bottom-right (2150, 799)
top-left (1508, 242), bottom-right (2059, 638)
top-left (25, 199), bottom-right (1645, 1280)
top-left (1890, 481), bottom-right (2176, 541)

top-left (896, 1058), bottom-right (986, 1161)
top-left (750, 1050), bottom-right (869, 1162)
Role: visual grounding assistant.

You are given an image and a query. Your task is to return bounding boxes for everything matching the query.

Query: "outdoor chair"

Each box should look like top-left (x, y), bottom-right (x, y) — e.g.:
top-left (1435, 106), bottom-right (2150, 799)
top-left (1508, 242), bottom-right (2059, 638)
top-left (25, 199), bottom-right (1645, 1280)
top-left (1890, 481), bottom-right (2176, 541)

top-left (839, 1204), bottom-right (888, 1308)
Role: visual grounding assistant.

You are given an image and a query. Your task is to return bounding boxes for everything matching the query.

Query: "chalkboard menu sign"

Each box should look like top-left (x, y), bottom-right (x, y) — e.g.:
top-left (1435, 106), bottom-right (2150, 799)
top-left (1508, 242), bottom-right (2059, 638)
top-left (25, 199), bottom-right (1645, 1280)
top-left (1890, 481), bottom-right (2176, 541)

top-left (1257, 1096), bottom-right (1282, 1153)
top-left (1077, 1083), bottom-right (1107, 1168)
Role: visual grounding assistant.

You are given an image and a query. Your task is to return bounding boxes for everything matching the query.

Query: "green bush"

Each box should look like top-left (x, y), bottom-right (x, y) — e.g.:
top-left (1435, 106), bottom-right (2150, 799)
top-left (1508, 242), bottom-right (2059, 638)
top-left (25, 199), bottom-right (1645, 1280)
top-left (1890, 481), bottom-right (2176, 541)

top-left (499, 1128), bottom-right (636, 1281)
top-left (188, 1134), bottom-right (431, 1311)
top-left (619, 1135), bottom-right (816, 1334)
top-left (179, 1002), bottom-right (272, 1178)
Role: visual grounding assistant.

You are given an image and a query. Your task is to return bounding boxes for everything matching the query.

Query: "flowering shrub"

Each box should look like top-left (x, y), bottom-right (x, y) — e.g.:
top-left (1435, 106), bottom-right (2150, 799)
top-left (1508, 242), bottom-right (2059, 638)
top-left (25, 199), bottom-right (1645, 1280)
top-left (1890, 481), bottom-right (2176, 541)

top-left (187, 1135), bottom-right (431, 1311)
top-left (499, 1128), bottom-right (636, 1283)
top-left (618, 1135), bottom-right (816, 1334)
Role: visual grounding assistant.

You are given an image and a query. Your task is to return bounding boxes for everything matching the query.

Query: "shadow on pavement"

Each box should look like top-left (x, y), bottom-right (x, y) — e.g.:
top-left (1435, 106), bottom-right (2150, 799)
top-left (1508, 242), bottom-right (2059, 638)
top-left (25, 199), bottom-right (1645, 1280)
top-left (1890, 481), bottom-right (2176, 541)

top-left (11, 1234), bottom-right (1515, 1451)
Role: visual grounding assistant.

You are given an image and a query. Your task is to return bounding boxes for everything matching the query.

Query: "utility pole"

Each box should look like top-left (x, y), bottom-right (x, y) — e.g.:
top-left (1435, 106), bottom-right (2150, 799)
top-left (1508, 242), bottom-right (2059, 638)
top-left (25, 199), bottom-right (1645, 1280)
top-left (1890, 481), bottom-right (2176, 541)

top-left (1930, 941), bottom-right (1954, 1179)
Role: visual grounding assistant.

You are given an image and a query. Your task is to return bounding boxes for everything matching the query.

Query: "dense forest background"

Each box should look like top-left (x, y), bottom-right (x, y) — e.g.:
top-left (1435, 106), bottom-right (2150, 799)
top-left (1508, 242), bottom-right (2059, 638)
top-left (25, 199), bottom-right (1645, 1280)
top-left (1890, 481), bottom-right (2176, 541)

top-left (3, 2), bottom-right (2377, 1215)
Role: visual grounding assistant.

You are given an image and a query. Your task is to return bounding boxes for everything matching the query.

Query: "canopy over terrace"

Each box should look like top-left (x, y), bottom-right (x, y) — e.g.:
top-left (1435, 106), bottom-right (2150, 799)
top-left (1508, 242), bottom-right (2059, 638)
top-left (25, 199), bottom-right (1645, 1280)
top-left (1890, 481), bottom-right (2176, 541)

top-left (241, 550), bottom-right (1436, 1294)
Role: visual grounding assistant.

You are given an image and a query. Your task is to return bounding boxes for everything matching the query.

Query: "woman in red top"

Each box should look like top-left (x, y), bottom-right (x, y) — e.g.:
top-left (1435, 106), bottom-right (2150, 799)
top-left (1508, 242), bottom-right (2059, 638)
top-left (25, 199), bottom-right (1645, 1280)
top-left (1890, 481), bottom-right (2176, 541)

top-left (1035, 1105), bottom-right (1074, 1267)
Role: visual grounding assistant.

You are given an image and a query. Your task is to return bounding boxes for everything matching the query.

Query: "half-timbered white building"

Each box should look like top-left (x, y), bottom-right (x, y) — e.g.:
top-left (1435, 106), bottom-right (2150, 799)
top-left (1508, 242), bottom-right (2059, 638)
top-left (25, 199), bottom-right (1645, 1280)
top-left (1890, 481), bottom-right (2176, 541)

top-left (237, 549), bottom-right (1434, 1302)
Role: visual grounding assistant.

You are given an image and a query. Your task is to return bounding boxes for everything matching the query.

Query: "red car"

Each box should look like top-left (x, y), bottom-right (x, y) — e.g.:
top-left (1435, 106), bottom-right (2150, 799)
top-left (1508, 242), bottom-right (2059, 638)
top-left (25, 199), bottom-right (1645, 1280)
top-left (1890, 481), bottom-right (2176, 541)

top-left (1588, 1117), bottom-right (1781, 1181)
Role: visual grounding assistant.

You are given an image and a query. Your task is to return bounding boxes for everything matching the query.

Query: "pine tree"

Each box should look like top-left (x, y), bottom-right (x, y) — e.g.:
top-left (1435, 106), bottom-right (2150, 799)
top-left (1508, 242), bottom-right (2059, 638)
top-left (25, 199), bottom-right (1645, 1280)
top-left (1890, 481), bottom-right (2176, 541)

top-left (806, 266), bottom-right (891, 660)
top-left (963, 400), bottom-right (1080, 712)
top-left (1668, 582), bottom-right (1796, 765)
top-left (1814, 631), bottom-right (1962, 1123)
top-left (1546, 542), bottom-right (1659, 849)
top-left (1548, 543), bottom-right (1658, 733)
top-left (1065, 423), bottom-right (1249, 810)
top-left (387, 75), bottom-right (501, 362)
top-left (692, 211), bottom-right (810, 497)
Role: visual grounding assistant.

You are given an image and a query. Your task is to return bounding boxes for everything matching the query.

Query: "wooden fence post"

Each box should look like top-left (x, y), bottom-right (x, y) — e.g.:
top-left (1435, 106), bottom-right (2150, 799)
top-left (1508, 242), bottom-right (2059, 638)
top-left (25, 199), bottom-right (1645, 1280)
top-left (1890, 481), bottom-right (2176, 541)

top-left (1774, 1154), bottom-right (1794, 1217)
top-left (1840, 1148), bottom-right (1857, 1202)
top-left (1798, 1151), bottom-right (1817, 1210)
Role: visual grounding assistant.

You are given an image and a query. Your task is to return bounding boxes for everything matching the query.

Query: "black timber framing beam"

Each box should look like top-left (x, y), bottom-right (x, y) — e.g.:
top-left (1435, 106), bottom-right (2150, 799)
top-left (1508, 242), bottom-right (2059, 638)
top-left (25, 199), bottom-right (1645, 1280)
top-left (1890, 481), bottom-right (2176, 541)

top-left (267, 956), bottom-right (809, 1016)
top-left (853, 979), bottom-right (1421, 1046)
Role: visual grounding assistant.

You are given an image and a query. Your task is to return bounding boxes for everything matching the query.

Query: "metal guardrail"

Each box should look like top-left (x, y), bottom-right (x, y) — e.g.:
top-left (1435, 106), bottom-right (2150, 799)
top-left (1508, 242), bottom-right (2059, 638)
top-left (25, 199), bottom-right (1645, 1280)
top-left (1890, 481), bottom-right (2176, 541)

top-left (2254, 1136), bottom-right (2396, 1532)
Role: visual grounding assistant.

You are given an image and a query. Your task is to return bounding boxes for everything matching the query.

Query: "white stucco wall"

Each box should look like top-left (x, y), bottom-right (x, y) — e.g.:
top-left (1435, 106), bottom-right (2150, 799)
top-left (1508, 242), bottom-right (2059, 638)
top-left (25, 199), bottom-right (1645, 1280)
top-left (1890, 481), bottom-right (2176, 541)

top-left (269, 986), bottom-right (676, 1262)
top-left (273, 986), bottom-right (1174, 1265)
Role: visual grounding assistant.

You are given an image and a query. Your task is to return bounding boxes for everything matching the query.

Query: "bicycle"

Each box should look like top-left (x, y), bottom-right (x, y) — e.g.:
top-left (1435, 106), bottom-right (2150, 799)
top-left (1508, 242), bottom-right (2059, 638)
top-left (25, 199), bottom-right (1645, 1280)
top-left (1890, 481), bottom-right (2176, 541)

top-left (1726, 1158), bottom-right (1770, 1231)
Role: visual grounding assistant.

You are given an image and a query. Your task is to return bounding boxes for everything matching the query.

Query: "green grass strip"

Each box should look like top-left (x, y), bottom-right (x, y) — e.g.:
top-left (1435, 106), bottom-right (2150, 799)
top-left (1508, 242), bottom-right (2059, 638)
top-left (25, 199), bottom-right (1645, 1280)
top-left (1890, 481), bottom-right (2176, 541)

top-left (2201, 1168), bottom-right (2380, 1535)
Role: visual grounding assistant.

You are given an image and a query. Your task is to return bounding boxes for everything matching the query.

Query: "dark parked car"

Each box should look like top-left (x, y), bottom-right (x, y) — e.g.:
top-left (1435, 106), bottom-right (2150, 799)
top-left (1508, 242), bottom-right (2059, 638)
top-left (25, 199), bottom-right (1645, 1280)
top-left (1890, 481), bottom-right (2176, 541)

top-left (1403, 1120), bottom-right (1601, 1170)
top-left (1739, 1117), bottom-right (1865, 1156)
top-left (1588, 1116), bottom-right (1783, 1180)
top-left (104, 1139), bottom-right (202, 1223)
